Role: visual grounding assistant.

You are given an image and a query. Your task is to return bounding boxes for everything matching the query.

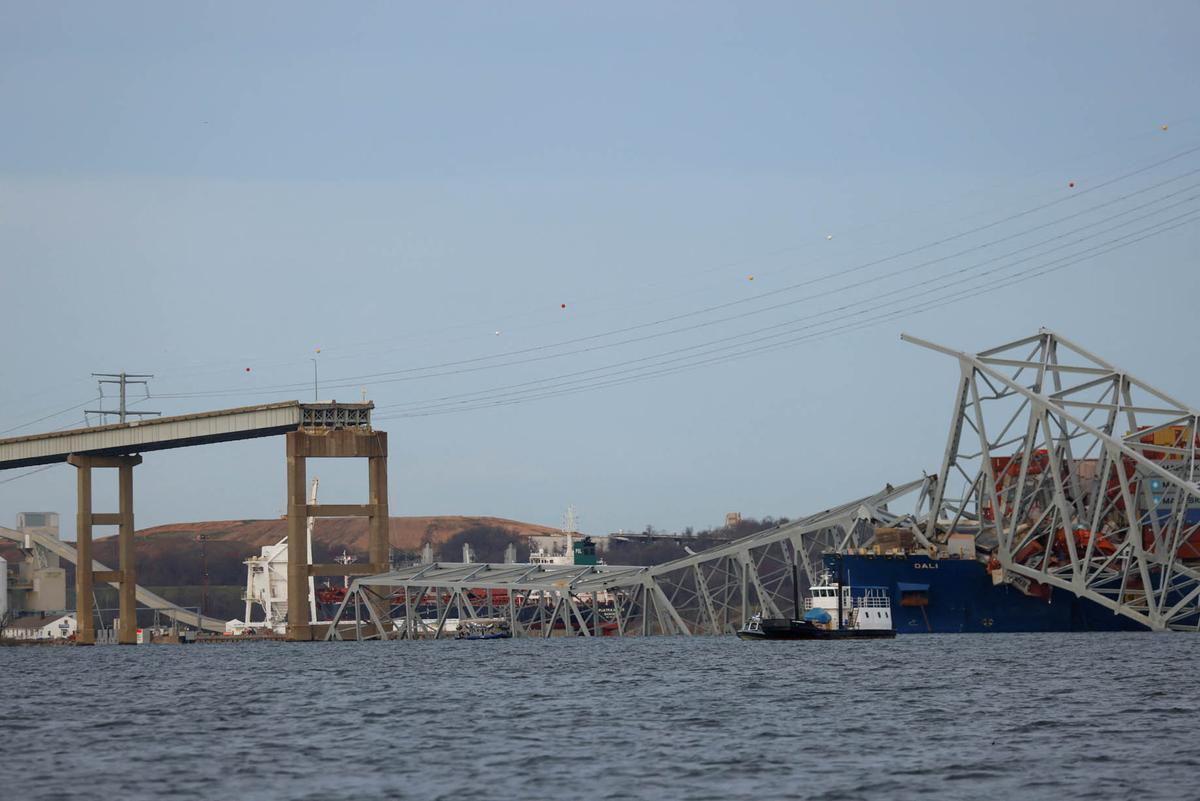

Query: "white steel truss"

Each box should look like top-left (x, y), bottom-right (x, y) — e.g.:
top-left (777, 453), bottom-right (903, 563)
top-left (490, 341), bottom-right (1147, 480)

top-left (907, 328), bottom-right (1200, 631)
top-left (323, 479), bottom-right (932, 640)
top-left (326, 328), bottom-right (1200, 639)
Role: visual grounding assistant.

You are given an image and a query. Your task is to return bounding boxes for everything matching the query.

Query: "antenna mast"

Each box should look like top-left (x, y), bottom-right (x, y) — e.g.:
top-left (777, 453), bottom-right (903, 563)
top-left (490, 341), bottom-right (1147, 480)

top-left (564, 505), bottom-right (577, 559)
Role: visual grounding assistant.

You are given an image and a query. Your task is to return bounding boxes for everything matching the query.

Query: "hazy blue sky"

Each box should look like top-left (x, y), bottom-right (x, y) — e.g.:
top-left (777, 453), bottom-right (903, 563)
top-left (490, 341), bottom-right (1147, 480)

top-left (2, 2), bottom-right (1198, 539)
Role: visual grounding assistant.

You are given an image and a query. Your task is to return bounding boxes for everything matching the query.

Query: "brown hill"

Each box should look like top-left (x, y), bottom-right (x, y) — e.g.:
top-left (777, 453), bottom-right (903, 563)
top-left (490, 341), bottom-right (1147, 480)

top-left (128, 515), bottom-right (563, 554)
top-left (73, 515), bottom-right (565, 596)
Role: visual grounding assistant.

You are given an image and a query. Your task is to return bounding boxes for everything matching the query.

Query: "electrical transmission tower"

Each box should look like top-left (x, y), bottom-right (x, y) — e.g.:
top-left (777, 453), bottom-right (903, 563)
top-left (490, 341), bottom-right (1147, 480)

top-left (85, 372), bottom-right (161, 424)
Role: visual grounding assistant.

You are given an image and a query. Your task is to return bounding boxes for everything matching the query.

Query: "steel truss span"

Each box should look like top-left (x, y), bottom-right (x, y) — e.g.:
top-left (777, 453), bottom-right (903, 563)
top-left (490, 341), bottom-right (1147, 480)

top-left (323, 479), bottom-right (934, 640)
top-left (908, 328), bottom-right (1200, 632)
top-left (328, 328), bottom-right (1200, 639)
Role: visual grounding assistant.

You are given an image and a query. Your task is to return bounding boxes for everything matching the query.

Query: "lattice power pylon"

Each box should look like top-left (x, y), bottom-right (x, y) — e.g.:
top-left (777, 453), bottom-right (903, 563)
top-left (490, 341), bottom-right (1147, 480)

top-left (907, 328), bottom-right (1200, 631)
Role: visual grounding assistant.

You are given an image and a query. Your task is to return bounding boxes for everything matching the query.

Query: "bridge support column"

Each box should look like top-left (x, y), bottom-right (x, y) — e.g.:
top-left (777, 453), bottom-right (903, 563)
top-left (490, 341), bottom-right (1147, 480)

top-left (285, 428), bottom-right (389, 642)
top-left (73, 458), bottom-right (94, 645)
top-left (68, 454), bottom-right (142, 645)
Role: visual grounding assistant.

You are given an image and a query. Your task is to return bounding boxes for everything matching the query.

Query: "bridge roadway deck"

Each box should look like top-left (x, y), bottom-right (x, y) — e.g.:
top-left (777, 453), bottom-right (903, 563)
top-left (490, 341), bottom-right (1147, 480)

top-left (0, 401), bottom-right (373, 470)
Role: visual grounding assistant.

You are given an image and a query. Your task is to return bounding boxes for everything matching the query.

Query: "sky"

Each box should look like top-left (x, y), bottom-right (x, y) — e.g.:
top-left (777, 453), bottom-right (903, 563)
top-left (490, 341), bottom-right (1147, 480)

top-left (1, 2), bottom-right (1198, 540)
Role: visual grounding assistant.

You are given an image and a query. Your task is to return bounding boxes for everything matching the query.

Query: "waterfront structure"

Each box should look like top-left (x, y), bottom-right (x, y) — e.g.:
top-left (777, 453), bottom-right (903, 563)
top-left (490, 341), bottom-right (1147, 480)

top-left (0, 514), bottom-right (67, 617)
top-left (2, 613), bottom-right (77, 641)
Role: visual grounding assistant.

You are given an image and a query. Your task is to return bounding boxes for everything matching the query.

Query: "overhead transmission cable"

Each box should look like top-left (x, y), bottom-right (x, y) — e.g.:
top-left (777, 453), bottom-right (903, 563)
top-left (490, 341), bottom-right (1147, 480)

top-left (0, 465), bottom-right (55, 485)
top-left (155, 147), bottom-right (1200, 402)
top-left (145, 124), bottom-right (1197, 381)
top-left (381, 210), bottom-right (1200, 418)
top-left (0, 396), bottom-right (101, 437)
top-left (374, 191), bottom-right (1200, 413)
top-left (184, 177), bottom-right (1200, 405)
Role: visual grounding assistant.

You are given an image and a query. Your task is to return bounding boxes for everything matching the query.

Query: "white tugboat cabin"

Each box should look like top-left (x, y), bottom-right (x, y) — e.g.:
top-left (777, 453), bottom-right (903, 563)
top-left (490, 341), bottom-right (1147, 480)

top-left (804, 571), bottom-right (893, 632)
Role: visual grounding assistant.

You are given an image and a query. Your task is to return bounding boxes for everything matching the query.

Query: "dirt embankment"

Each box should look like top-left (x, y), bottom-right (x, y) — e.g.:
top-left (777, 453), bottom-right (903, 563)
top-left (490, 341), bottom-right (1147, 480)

top-left (129, 515), bottom-right (561, 553)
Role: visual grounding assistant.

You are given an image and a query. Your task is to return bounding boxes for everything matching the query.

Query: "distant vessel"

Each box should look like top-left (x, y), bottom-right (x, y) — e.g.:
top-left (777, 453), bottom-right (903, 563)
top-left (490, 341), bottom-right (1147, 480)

top-left (528, 505), bottom-right (601, 567)
top-left (738, 565), bottom-right (896, 641)
top-left (455, 617), bottom-right (512, 640)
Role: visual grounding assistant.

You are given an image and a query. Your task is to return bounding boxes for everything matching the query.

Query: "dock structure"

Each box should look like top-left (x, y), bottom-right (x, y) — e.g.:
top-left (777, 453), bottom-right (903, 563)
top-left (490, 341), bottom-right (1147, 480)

top-left (0, 401), bottom-right (385, 643)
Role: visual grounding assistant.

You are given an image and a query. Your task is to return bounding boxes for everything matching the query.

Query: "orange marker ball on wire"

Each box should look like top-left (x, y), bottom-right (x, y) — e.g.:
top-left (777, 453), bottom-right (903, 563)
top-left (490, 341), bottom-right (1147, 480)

top-left (561, 303), bottom-right (567, 309)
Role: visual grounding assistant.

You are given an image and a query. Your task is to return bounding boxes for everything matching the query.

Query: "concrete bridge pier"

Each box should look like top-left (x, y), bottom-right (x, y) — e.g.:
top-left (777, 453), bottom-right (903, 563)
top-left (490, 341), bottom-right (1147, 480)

top-left (285, 428), bottom-right (389, 642)
top-left (68, 453), bottom-right (142, 645)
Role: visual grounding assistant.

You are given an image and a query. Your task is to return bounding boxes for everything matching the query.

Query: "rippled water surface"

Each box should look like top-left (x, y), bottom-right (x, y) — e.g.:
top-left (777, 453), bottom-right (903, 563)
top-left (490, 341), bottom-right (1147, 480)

top-left (3, 633), bottom-right (1198, 800)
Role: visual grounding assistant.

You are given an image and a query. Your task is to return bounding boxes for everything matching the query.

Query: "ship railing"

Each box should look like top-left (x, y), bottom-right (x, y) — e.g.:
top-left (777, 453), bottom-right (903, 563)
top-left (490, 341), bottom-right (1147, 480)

top-left (852, 588), bottom-right (892, 609)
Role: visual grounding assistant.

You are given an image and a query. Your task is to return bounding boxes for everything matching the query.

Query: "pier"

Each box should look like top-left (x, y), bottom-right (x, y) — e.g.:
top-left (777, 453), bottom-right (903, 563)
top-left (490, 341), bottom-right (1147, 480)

top-left (0, 401), bottom-right (385, 643)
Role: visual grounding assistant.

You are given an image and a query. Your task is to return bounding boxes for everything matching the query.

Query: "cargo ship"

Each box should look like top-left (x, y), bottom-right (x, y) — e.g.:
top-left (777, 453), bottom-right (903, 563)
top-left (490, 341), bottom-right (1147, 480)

top-left (825, 552), bottom-right (1145, 633)
top-left (843, 422), bottom-right (1200, 634)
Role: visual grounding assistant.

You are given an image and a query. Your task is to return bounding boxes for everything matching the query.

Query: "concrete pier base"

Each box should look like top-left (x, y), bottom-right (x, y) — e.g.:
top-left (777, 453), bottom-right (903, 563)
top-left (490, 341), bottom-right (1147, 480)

top-left (68, 454), bottom-right (142, 645)
top-left (285, 429), bottom-right (389, 642)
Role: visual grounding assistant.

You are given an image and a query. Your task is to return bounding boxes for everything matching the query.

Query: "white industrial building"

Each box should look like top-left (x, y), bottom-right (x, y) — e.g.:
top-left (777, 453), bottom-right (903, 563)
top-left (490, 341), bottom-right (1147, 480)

top-left (2, 612), bottom-right (77, 641)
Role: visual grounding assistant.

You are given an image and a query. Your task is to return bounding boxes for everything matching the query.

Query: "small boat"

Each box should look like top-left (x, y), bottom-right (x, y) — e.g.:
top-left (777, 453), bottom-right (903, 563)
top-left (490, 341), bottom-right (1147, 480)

top-left (738, 562), bottom-right (896, 640)
top-left (454, 617), bottom-right (513, 640)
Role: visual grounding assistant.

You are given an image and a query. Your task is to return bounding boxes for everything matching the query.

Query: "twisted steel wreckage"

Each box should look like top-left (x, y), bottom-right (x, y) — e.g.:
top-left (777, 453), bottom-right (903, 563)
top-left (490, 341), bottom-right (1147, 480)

top-left (328, 329), bottom-right (1200, 639)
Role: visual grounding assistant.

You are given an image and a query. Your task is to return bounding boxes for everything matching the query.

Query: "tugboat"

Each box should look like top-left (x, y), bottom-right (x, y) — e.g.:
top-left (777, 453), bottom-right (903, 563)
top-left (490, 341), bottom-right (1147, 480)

top-left (455, 617), bottom-right (513, 640)
top-left (738, 559), bottom-right (896, 641)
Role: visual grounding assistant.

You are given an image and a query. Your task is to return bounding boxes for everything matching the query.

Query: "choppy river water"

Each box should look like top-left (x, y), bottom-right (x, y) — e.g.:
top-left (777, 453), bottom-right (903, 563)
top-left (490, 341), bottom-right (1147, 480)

top-left (3, 633), bottom-right (1197, 800)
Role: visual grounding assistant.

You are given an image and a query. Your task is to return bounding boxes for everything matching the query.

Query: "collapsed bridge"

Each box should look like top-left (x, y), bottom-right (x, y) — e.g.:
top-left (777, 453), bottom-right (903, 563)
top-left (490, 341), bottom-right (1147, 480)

top-left (329, 328), bottom-right (1200, 639)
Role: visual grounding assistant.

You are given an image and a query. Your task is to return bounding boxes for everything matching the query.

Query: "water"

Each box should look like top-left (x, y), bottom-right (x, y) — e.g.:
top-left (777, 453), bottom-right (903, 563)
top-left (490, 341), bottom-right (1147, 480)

top-left (3, 633), bottom-right (1197, 800)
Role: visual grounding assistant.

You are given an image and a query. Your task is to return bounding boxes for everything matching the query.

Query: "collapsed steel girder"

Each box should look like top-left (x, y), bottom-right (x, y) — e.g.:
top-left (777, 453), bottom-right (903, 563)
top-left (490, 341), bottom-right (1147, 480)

top-left (327, 328), bottom-right (1200, 639)
top-left (324, 478), bottom-right (931, 640)
top-left (908, 328), bottom-right (1200, 631)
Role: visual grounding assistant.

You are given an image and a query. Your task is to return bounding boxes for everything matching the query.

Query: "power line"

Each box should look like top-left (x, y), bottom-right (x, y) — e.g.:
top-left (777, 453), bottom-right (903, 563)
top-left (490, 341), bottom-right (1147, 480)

top-left (139, 123), bottom-right (1199, 383)
top-left (0, 397), bottom-right (100, 437)
top-left (373, 186), bottom-right (1200, 412)
top-left (379, 209), bottom-right (1200, 418)
top-left (154, 149), bottom-right (1200, 402)
top-left (0, 465), bottom-right (54, 485)
top-left (269, 184), bottom-right (1200, 408)
top-left (388, 218), bottom-right (1199, 418)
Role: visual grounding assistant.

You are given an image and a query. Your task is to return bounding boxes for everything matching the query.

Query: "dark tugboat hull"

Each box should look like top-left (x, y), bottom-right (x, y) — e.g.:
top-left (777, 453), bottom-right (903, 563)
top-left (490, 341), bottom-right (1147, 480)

top-left (736, 618), bottom-right (896, 640)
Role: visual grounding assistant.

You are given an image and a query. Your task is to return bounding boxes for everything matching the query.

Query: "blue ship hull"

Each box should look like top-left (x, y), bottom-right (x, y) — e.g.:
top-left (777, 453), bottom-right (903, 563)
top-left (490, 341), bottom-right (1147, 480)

top-left (827, 554), bottom-right (1146, 633)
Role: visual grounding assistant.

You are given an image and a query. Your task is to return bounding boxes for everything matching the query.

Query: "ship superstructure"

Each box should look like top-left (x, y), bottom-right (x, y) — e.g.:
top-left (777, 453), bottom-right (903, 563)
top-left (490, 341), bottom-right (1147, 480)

top-left (234, 478), bottom-right (320, 634)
